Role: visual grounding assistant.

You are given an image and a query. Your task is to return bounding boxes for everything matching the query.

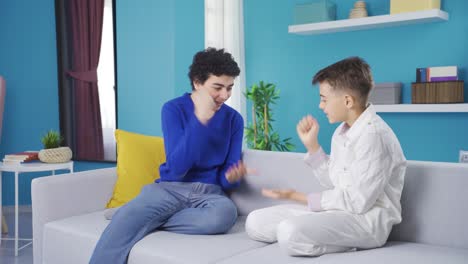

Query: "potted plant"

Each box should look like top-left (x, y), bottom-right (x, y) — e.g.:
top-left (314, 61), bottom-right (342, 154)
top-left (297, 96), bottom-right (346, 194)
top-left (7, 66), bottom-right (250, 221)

top-left (244, 81), bottom-right (295, 151)
top-left (38, 130), bottom-right (72, 163)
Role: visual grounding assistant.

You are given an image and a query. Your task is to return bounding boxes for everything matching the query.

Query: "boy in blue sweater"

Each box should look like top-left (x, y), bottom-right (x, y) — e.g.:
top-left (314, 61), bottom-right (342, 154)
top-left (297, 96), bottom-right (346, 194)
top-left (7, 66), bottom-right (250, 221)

top-left (90, 48), bottom-right (248, 264)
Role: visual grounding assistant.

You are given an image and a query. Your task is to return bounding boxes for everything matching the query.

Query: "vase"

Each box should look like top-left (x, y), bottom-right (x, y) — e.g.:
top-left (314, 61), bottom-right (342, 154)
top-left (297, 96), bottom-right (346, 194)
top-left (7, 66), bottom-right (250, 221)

top-left (38, 147), bottom-right (73, 163)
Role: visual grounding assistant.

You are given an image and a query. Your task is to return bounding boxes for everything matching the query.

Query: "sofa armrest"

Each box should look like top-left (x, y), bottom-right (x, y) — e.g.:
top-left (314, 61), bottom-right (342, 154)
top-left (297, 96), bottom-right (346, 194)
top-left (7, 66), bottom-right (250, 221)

top-left (32, 167), bottom-right (117, 264)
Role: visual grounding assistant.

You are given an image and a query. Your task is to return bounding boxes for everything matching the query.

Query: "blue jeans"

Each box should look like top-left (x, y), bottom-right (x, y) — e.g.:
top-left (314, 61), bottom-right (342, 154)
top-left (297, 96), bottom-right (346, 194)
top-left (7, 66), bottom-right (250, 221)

top-left (89, 181), bottom-right (238, 264)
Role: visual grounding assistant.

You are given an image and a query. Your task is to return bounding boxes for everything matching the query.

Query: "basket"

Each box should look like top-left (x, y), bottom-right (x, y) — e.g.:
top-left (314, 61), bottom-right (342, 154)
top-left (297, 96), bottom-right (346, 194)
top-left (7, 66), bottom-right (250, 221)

top-left (38, 147), bottom-right (73, 163)
top-left (411, 81), bottom-right (464, 103)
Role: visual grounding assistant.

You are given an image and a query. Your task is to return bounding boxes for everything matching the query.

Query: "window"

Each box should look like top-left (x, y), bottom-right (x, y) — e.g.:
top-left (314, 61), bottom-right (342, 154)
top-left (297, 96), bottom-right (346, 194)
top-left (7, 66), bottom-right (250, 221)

top-left (55, 0), bottom-right (117, 162)
top-left (97, 0), bottom-right (116, 161)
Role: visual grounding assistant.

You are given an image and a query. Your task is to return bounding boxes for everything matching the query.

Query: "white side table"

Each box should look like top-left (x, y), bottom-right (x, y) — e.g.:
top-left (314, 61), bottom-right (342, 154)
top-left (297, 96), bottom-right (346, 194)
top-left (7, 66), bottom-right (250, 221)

top-left (0, 161), bottom-right (74, 256)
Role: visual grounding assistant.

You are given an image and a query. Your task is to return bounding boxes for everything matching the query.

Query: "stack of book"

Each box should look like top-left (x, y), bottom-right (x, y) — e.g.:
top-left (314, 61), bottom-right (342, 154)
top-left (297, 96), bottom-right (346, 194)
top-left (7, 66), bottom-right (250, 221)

top-left (2, 151), bottom-right (39, 165)
top-left (412, 65), bottom-right (464, 104)
top-left (416, 66), bottom-right (458, 83)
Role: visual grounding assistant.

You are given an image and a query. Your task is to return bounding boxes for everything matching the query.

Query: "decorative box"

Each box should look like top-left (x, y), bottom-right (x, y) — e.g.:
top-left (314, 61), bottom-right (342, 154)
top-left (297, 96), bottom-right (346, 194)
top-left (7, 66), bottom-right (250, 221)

top-left (294, 0), bottom-right (336, 24)
top-left (369, 82), bottom-right (402, 104)
top-left (390, 0), bottom-right (441, 14)
top-left (411, 81), bottom-right (464, 103)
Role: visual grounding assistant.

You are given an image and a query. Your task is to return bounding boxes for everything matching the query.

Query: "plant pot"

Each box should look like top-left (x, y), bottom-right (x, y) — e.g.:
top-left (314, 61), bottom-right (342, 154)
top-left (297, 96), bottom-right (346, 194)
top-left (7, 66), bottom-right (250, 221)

top-left (38, 147), bottom-right (73, 163)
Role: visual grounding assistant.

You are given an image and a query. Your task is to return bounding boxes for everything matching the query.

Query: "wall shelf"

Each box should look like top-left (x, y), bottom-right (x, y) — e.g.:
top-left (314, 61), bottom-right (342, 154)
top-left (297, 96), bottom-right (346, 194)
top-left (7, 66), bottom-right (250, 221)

top-left (374, 103), bottom-right (468, 113)
top-left (289, 9), bottom-right (449, 35)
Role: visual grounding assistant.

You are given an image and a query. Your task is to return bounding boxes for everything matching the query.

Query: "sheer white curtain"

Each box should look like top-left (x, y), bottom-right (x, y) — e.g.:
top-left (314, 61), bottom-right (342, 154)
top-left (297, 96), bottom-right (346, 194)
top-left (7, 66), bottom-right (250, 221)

top-left (97, 0), bottom-right (116, 161)
top-left (205, 0), bottom-right (246, 124)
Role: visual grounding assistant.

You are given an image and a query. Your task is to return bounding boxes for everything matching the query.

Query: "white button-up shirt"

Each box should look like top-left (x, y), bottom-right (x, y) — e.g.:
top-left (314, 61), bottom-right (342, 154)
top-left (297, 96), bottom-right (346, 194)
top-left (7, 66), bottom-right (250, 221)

top-left (304, 104), bottom-right (406, 243)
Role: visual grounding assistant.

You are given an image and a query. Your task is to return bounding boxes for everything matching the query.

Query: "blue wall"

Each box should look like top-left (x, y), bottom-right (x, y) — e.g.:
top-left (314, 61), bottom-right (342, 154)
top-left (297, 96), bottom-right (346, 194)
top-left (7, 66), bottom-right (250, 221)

top-left (116, 0), bottom-right (204, 136)
top-left (0, 0), bottom-right (114, 206)
top-left (244, 0), bottom-right (468, 162)
top-left (174, 0), bottom-right (204, 96)
top-left (116, 0), bottom-right (175, 136)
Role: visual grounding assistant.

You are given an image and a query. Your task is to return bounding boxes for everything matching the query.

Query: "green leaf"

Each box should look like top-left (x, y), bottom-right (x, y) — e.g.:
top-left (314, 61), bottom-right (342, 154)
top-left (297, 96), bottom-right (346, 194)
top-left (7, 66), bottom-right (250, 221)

top-left (40, 130), bottom-right (63, 149)
top-left (244, 80), bottom-right (296, 152)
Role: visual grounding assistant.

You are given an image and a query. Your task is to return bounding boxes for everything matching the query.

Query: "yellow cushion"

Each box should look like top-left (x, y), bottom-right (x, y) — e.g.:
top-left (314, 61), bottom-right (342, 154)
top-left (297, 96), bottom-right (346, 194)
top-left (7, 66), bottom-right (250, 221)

top-left (106, 129), bottom-right (166, 208)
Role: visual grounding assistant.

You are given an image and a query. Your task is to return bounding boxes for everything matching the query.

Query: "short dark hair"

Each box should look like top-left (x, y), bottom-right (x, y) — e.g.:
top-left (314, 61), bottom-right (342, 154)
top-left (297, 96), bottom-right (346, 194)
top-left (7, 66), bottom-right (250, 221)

top-left (188, 47), bottom-right (240, 90)
top-left (312, 57), bottom-right (373, 105)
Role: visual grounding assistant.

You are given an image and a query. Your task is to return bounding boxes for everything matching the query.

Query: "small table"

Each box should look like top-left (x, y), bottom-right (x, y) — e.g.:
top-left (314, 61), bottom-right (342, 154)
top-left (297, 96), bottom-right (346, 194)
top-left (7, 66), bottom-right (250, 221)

top-left (0, 161), bottom-right (74, 256)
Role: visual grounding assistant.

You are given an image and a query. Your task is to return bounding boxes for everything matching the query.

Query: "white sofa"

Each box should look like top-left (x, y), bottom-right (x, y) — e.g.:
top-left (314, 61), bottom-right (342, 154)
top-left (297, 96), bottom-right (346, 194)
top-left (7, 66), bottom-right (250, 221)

top-left (32, 149), bottom-right (468, 264)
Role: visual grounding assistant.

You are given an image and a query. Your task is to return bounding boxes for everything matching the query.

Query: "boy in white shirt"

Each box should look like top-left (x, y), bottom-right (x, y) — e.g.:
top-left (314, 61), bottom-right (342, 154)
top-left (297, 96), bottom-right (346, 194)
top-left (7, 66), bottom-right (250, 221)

top-left (245, 57), bottom-right (406, 256)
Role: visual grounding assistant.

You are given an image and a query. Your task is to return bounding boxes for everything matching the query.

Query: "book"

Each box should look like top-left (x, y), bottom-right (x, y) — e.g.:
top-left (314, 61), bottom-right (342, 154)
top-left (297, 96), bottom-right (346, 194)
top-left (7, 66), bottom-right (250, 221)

top-left (415, 66), bottom-right (458, 83)
top-left (430, 76), bottom-right (458, 82)
top-left (416, 68), bottom-right (426, 82)
top-left (2, 159), bottom-right (24, 165)
top-left (2, 151), bottom-right (39, 165)
top-left (428, 66), bottom-right (458, 78)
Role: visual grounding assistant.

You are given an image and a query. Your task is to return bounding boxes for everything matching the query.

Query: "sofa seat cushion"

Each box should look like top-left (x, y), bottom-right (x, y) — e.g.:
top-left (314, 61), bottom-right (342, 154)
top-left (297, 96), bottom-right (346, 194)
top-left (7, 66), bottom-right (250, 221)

top-left (127, 216), bottom-right (266, 264)
top-left (43, 211), bottom-right (109, 264)
top-left (43, 212), bottom-right (266, 264)
top-left (216, 241), bottom-right (468, 264)
top-left (318, 241), bottom-right (468, 264)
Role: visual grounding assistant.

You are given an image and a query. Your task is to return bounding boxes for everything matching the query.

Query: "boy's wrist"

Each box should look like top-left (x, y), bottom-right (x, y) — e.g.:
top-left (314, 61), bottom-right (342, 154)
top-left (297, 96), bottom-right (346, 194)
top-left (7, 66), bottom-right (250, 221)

top-left (307, 192), bottom-right (322, 211)
top-left (307, 144), bottom-right (320, 154)
top-left (194, 111), bottom-right (212, 125)
top-left (290, 191), bottom-right (308, 204)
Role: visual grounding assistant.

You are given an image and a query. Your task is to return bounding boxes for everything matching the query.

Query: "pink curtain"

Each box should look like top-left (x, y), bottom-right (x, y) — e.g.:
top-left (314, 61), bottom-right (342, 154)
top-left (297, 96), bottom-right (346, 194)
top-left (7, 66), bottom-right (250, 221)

top-left (67, 0), bottom-right (105, 160)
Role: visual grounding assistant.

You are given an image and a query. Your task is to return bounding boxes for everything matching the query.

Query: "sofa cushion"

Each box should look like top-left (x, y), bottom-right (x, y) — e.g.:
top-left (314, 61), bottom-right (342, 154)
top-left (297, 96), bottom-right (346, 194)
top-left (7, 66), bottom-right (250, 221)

top-left (43, 212), bottom-right (266, 264)
top-left (389, 161), bottom-right (468, 249)
top-left (107, 129), bottom-right (166, 208)
top-left (128, 216), bottom-right (266, 264)
top-left (232, 150), bottom-right (325, 216)
top-left (216, 242), bottom-right (319, 264)
top-left (318, 242), bottom-right (468, 264)
top-left (216, 241), bottom-right (468, 264)
top-left (237, 150), bottom-right (468, 250)
top-left (43, 211), bottom-right (107, 264)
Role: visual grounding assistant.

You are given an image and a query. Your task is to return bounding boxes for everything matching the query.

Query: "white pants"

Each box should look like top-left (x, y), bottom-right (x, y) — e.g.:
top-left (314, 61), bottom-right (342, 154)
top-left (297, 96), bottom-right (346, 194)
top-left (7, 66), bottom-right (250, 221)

top-left (245, 204), bottom-right (380, 256)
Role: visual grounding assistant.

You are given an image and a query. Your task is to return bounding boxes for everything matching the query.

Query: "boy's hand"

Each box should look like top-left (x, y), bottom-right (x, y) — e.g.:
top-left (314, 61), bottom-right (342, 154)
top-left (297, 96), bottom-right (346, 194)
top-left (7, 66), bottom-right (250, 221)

top-left (296, 115), bottom-right (320, 153)
top-left (261, 188), bottom-right (295, 200)
top-left (262, 188), bottom-right (308, 204)
top-left (225, 161), bottom-right (256, 183)
top-left (192, 89), bottom-right (216, 124)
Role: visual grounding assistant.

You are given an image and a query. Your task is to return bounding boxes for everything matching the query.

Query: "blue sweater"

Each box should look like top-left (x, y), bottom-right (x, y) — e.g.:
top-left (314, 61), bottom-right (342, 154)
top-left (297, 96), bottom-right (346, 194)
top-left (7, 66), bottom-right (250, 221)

top-left (158, 93), bottom-right (244, 190)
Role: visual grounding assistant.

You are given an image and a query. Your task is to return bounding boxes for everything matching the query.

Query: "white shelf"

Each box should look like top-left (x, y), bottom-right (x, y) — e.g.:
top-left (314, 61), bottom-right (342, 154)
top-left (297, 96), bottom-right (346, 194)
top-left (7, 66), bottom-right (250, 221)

top-left (374, 104), bottom-right (468, 113)
top-left (289, 9), bottom-right (448, 35)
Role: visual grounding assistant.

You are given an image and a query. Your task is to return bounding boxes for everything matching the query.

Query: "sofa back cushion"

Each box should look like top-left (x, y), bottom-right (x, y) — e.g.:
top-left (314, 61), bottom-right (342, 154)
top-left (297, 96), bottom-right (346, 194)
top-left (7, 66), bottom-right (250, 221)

top-left (234, 149), bottom-right (468, 249)
top-left (389, 160), bottom-right (468, 249)
top-left (231, 149), bottom-right (325, 216)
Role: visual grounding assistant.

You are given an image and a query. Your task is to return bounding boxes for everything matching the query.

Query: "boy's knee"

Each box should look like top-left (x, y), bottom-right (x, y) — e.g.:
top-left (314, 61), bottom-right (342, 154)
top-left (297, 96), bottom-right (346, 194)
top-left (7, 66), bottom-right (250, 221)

top-left (245, 210), bottom-right (275, 242)
top-left (215, 204), bottom-right (238, 233)
top-left (245, 210), bottom-right (260, 234)
top-left (276, 219), bottom-right (297, 245)
top-left (277, 220), bottom-right (319, 256)
top-left (198, 206), bottom-right (237, 234)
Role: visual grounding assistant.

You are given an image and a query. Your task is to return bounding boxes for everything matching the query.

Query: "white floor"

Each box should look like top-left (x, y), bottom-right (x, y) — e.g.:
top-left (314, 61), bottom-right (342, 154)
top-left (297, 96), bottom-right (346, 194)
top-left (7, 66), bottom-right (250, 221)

top-left (0, 206), bottom-right (33, 264)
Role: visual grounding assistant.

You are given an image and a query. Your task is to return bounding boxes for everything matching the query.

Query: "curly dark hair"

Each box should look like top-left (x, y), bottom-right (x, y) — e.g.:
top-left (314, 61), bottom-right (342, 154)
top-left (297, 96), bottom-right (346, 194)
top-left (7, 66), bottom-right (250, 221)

top-left (188, 47), bottom-right (240, 90)
top-left (312, 57), bottom-right (374, 107)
